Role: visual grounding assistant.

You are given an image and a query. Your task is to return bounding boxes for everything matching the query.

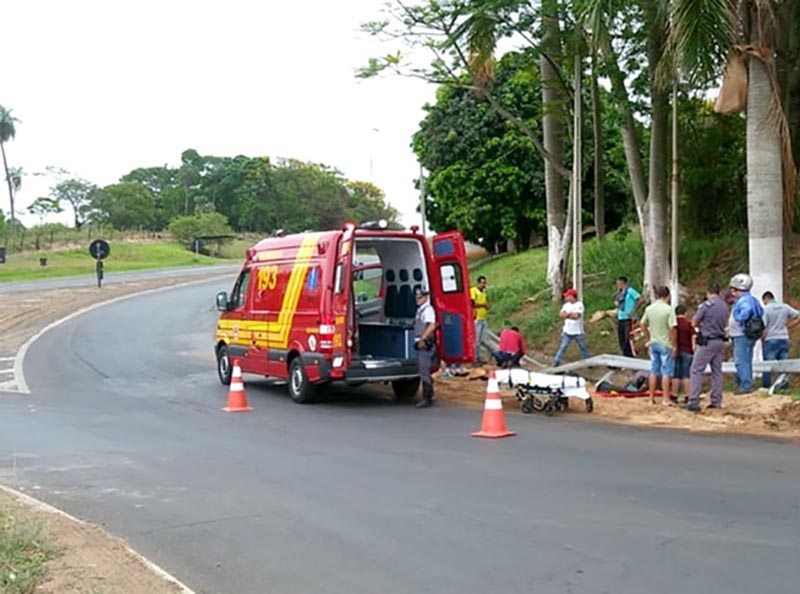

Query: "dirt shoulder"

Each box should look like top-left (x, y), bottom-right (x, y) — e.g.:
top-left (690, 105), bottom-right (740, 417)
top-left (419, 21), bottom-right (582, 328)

top-left (435, 368), bottom-right (800, 441)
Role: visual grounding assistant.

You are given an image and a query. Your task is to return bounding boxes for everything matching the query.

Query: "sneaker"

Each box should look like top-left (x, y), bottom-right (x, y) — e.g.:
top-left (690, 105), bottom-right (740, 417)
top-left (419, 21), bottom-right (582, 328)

top-left (706, 403), bottom-right (721, 409)
top-left (683, 403), bottom-right (701, 413)
top-left (733, 389), bottom-right (752, 395)
top-left (415, 399), bottom-right (433, 409)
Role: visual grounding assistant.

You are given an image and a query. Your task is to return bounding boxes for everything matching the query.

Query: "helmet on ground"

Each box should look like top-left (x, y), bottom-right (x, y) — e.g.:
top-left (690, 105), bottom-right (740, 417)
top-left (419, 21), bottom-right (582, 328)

top-left (729, 273), bottom-right (753, 291)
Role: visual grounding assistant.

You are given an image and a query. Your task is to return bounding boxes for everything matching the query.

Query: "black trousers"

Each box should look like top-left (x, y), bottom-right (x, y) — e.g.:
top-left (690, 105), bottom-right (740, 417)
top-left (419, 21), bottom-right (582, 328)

top-left (617, 319), bottom-right (634, 357)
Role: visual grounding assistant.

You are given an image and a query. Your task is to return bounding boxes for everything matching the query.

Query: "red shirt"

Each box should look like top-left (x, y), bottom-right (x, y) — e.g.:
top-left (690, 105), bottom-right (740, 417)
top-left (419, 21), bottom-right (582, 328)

top-left (676, 316), bottom-right (694, 354)
top-left (498, 328), bottom-right (526, 355)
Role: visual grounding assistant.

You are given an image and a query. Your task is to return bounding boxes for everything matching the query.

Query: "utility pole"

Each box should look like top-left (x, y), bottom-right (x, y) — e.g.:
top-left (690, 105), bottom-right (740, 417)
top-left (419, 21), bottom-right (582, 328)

top-left (671, 76), bottom-right (680, 304)
top-left (419, 165), bottom-right (427, 237)
top-left (572, 55), bottom-right (583, 300)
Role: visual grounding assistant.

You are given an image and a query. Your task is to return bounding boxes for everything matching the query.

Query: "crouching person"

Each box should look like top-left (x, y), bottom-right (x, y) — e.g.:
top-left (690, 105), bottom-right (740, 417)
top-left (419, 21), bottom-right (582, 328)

top-left (491, 326), bottom-right (526, 368)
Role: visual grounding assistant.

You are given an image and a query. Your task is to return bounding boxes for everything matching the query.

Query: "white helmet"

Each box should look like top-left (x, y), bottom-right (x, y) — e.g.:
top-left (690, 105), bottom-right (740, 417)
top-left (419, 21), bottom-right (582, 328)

top-left (729, 273), bottom-right (753, 291)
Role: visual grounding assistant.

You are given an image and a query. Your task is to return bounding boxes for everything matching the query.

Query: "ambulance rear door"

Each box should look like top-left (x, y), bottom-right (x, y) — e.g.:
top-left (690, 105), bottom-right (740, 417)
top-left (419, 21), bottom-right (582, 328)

top-left (429, 231), bottom-right (476, 364)
top-left (329, 224), bottom-right (356, 372)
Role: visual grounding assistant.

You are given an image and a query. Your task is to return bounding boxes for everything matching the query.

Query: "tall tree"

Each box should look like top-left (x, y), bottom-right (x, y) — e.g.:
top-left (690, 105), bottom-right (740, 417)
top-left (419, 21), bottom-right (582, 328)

top-left (667, 0), bottom-right (798, 299)
top-left (0, 106), bottom-right (19, 236)
top-left (51, 178), bottom-right (96, 229)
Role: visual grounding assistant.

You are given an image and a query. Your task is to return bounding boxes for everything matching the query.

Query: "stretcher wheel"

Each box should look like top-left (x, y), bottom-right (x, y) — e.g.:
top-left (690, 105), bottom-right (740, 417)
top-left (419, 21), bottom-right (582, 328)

top-left (585, 398), bottom-right (594, 413)
top-left (556, 397), bottom-right (569, 412)
top-left (544, 399), bottom-right (555, 416)
top-left (521, 399), bottom-right (534, 414)
top-left (532, 396), bottom-right (546, 412)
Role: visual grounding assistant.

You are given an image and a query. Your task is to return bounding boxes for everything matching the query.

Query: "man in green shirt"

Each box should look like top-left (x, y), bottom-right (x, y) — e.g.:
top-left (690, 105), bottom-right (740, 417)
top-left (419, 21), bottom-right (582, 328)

top-left (640, 286), bottom-right (678, 405)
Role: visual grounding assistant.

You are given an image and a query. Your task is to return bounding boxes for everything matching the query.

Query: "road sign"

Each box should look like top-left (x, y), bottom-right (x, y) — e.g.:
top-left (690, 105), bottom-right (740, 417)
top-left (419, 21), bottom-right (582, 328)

top-left (192, 239), bottom-right (204, 254)
top-left (89, 239), bottom-right (110, 260)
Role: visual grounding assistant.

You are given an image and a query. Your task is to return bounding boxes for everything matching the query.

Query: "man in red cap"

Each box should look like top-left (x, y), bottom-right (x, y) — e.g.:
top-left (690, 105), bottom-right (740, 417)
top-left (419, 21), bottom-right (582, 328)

top-left (553, 288), bottom-right (590, 367)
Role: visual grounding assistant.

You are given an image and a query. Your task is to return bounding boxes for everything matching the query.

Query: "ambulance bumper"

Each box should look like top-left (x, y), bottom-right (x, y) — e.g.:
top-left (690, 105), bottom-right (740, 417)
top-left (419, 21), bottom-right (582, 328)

top-left (343, 359), bottom-right (419, 382)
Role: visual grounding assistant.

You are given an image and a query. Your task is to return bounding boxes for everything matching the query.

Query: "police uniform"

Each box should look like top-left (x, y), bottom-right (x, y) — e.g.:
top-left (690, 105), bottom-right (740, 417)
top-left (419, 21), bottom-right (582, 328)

top-left (687, 293), bottom-right (729, 410)
top-left (414, 288), bottom-right (437, 408)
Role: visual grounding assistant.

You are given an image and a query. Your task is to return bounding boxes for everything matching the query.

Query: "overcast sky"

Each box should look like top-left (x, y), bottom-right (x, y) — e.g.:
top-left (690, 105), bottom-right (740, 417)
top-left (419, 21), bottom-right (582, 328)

top-left (1, 0), bottom-right (435, 227)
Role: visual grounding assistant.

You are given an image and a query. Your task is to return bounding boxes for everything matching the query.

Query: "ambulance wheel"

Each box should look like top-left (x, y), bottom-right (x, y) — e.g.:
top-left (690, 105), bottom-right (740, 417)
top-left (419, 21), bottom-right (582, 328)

top-left (288, 357), bottom-right (316, 404)
top-left (217, 345), bottom-right (232, 386)
top-left (585, 398), bottom-right (594, 413)
top-left (391, 378), bottom-right (420, 400)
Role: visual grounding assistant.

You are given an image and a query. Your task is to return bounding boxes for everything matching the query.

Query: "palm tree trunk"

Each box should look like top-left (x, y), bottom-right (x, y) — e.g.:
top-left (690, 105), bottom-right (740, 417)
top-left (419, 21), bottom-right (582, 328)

top-left (590, 48), bottom-right (605, 241)
top-left (0, 141), bottom-right (14, 238)
top-left (747, 54), bottom-right (784, 300)
top-left (540, 0), bottom-right (568, 301)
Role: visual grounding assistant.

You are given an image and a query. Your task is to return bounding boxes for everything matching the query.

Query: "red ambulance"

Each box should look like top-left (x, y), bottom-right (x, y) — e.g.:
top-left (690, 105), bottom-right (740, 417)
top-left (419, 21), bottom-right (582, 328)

top-left (214, 223), bottom-right (476, 402)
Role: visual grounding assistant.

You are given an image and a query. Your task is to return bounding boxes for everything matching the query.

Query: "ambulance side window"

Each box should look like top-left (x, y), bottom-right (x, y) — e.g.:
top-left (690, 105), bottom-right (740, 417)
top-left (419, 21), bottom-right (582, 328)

top-left (439, 263), bottom-right (463, 293)
top-left (230, 270), bottom-right (251, 309)
top-left (334, 262), bottom-right (344, 295)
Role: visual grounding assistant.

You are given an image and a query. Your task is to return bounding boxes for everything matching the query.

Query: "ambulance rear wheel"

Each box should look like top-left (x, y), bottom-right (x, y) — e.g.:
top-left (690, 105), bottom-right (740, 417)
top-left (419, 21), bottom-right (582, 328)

top-left (289, 357), bottom-right (316, 404)
top-left (391, 378), bottom-right (420, 400)
top-left (217, 345), bottom-right (232, 386)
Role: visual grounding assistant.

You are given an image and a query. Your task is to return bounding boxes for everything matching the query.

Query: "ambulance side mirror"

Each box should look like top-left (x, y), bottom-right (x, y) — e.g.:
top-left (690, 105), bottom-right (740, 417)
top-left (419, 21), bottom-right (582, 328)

top-left (215, 291), bottom-right (230, 312)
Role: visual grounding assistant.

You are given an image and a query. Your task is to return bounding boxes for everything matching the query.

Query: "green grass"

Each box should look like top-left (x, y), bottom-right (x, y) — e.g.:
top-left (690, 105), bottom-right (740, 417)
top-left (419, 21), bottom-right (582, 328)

top-left (469, 232), bottom-right (746, 358)
top-left (0, 510), bottom-right (57, 594)
top-left (0, 241), bottom-right (239, 283)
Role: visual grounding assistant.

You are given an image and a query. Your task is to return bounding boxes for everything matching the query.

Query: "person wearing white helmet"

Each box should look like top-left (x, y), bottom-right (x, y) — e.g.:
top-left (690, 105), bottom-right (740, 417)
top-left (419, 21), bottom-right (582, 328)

top-left (729, 273), bottom-right (764, 394)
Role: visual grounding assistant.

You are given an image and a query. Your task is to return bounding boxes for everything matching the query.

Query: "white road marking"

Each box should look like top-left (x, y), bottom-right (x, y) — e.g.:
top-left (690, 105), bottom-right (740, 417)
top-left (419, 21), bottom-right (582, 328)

top-left (0, 485), bottom-right (197, 594)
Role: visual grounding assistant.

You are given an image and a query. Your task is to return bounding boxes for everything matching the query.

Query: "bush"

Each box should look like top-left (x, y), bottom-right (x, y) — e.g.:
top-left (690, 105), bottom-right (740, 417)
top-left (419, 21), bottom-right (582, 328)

top-left (169, 212), bottom-right (234, 255)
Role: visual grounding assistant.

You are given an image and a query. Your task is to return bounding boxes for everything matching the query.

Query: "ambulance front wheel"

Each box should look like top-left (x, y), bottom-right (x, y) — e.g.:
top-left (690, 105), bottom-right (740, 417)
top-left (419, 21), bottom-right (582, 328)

top-left (217, 344), bottom-right (232, 385)
top-left (289, 357), bottom-right (316, 404)
top-left (391, 378), bottom-right (420, 400)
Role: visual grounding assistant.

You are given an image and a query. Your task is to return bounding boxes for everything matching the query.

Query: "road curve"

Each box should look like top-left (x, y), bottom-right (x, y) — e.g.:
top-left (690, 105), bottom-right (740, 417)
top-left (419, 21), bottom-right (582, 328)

top-left (0, 279), bottom-right (798, 594)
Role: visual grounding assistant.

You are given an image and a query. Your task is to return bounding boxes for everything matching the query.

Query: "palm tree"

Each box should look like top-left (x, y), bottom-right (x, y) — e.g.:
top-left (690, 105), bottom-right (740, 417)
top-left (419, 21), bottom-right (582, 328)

top-left (668, 0), bottom-right (797, 300)
top-left (0, 105), bottom-right (20, 235)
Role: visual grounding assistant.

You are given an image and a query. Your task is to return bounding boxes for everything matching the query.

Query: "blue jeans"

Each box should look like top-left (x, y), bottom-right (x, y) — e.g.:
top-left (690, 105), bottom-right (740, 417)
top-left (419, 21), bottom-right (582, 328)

top-left (762, 339), bottom-right (790, 388)
top-left (732, 335), bottom-right (757, 392)
top-left (553, 333), bottom-right (590, 366)
top-left (475, 319), bottom-right (487, 362)
top-left (649, 343), bottom-right (674, 377)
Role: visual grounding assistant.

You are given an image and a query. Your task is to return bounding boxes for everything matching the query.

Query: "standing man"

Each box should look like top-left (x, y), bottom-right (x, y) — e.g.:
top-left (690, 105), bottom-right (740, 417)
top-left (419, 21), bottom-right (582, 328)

top-left (761, 291), bottom-right (800, 389)
top-left (686, 283), bottom-right (729, 411)
top-left (471, 275), bottom-right (489, 364)
top-left (615, 276), bottom-right (644, 357)
top-left (553, 288), bottom-right (590, 367)
top-left (640, 286), bottom-right (677, 405)
top-left (729, 273), bottom-right (764, 394)
top-left (413, 287), bottom-right (438, 409)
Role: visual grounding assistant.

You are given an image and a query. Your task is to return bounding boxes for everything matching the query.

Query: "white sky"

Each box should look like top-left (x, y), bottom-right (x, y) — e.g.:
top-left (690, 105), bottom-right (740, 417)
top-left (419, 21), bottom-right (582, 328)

top-left (1, 0), bottom-right (435, 228)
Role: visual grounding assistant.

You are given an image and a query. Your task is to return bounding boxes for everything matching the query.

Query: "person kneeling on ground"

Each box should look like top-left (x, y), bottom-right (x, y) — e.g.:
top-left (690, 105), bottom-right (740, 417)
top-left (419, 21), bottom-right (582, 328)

top-left (492, 326), bottom-right (526, 368)
top-left (640, 286), bottom-right (677, 405)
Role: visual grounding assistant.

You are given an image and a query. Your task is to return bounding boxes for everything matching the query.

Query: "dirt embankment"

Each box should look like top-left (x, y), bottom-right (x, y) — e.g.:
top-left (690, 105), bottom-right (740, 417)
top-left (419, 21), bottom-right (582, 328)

top-left (434, 368), bottom-right (800, 440)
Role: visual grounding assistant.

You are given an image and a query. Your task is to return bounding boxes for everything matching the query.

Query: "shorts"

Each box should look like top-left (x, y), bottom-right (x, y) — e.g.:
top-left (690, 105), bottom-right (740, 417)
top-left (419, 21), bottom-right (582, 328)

top-left (650, 343), bottom-right (674, 377)
top-left (673, 352), bottom-right (693, 380)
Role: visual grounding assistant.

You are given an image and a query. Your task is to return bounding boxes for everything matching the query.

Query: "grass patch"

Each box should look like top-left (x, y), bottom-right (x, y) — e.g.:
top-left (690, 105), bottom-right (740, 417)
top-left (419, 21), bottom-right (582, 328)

top-left (0, 509), bottom-right (57, 594)
top-left (0, 241), bottom-right (238, 283)
top-left (469, 232), bottom-right (745, 360)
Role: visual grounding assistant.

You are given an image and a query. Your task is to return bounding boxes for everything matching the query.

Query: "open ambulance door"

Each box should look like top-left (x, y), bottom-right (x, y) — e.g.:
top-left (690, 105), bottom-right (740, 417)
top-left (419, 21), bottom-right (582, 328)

top-left (430, 231), bottom-right (476, 364)
top-left (330, 224), bottom-right (357, 374)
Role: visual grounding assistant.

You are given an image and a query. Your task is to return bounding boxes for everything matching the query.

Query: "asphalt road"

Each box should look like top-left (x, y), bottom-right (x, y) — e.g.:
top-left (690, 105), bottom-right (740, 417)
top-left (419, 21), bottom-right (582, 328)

top-left (0, 263), bottom-right (240, 294)
top-left (1, 279), bottom-right (798, 594)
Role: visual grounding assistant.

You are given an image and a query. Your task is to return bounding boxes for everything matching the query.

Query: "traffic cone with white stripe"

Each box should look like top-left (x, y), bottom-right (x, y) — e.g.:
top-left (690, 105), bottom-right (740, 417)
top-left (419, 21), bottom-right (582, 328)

top-left (472, 370), bottom-right (515, 438)
top-left (223, 360), bottom-right (253, 412)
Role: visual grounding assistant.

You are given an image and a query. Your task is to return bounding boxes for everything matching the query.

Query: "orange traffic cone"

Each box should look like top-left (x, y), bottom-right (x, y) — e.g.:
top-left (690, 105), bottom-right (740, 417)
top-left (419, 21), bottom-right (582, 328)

top-left (223, 360), bottom-right (253, 412)
top-left (472, 370), bottom-right (515, 438)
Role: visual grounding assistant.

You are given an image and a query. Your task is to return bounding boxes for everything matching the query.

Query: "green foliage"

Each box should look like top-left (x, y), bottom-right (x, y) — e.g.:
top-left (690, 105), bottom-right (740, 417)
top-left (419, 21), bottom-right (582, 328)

top-left (679, 97), bottom-right (747, 235)
top-left (89, 182), bottom-right (157, 230)
top-left (50, 178), bottom-right (96, 229)
top-left (168, 212), bottom-right (234, 254)
top-left (26, 197), bottom-right (62, 222)
top-left (0, 510), bottom-right (57, 594)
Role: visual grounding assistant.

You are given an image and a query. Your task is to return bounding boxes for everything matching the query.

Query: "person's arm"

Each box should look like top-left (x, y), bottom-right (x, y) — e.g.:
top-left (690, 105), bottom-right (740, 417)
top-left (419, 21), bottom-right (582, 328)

top-left (518, 334), bottom-right (526, 356)
top-left (559, 304), bottom-right (569, 319)
top-left (670, 325), bottom-right (678, 354)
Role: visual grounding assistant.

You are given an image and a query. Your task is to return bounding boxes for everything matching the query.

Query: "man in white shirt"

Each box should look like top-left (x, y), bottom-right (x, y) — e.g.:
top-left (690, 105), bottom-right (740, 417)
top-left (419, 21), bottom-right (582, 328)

top-left (553, 288), bottom-right (590, 367)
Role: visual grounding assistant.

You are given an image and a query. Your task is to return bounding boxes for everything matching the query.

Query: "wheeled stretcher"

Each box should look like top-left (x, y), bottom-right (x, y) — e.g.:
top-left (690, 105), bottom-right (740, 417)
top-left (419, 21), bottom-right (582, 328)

top-left (494, 369), bottom-right (594, 415)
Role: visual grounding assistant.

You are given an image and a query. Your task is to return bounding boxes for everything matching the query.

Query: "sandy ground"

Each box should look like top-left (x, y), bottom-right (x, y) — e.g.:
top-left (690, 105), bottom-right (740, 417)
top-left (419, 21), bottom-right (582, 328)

top-left (2, 273), bottom-right (799, 592)
top-left (435, 367), bottom-right (800, 440)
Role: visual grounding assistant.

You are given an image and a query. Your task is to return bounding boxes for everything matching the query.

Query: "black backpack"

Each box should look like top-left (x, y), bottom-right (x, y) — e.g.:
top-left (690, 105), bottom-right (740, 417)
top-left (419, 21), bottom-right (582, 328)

top-left (744, 316), bottom-right (765, 340)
